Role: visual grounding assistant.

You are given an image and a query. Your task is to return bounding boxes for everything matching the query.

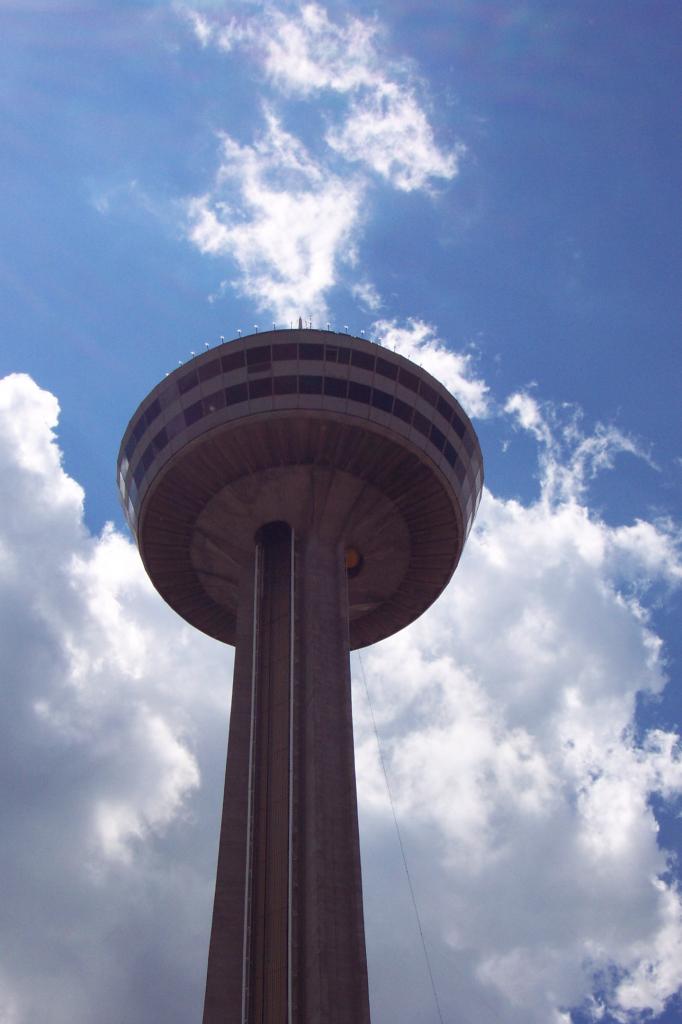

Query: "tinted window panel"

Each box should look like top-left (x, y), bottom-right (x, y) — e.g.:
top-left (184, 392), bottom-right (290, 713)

top-left (249, 377), bottom-right (273, 399)
top-left (336, 347), bottom-right (351, 364)
top-left (299, 375), bottom-right (322, 394)
top-left (132, 417), bottom-right (146, 443)
top-left (299, 343), bottom-right (323, 360)
top-left (225, 382), bottom-right (248, 405)
top-left (142, 445), bottom-right (155, 470)
top-left (325, 346), bottom-right (339, 362)
top-left (324, 376), bottom-right (347, 398)
top-left (246, 345), bottom-right (271, 365)
top-left (451, 413), bottom-right (466, 438)
top-left (198, 359), bottom-right (221, 383)
top-left (152, 427), bottom-right (168, 453)
top-left (348, 381), bottom-right (371, 404)
top-left (376, 357), bottom-right (398, 380)
top-left (184, 400), bottom-right (203, 426)
top-left (133, 462), bottom-right (146, 487)
top-left (413, 410), bottom-right (431, 437)
top-left (204, 390), bottom-right (226, 413)
top-left (399, 368), bottom-right (419, 392)
top-left (125, 435), bottom-right (137, 461)
top-left (444, 441), bottom-right (457, 468)
top-left (351, 349), bottom-right (374, 371)
top-left (463, 431), bottom-right (475, 455)
top-left (371, 388), bottom-right (393, 412)
top-left (166, 413), bottom-right (185, 441)
top-left (455, 461), bottom-right (466, 484)
top-left (221, 350), bottom-right (245, 373)
top-left (273, 343), bottom-right (297, 361)
top-left (273, 375), bottom-right (297, 395)
top-left (437, 396), bottom-right (452, 423)
top-left (393, 398), bottom-right (413, 424)
top-left (145, 398), bottom-right (161, 427)
top-left (178, 369), bottom-right (199, 395)
top-left (430, 424), bottom-right (446, 450)
top-left (419, 382), bottom-right (438, 407)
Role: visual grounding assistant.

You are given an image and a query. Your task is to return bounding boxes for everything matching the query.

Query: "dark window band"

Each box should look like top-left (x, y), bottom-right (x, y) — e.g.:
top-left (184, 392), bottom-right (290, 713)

top-left (125, 369), bottom-right (477, 500)
top-left (125, 341), bottom-right (470, 469)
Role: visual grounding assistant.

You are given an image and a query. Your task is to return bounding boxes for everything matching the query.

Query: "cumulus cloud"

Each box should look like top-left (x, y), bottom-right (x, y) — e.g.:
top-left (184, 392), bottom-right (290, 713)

top-left (186, 111), bottom-right (362, 322)
top-left (373, 316), bottom-right (490, 416)
top-left (2, 371), bottom-right (681, 1023)
top-left (353, 402), bottom-right (682, 1023)
top-left (0, 374), bottom-right (229, 1023)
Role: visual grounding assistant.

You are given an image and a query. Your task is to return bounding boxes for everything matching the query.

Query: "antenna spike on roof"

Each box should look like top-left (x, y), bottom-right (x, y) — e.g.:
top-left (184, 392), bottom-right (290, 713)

top-left (298, 316), bottom-right (303, 330)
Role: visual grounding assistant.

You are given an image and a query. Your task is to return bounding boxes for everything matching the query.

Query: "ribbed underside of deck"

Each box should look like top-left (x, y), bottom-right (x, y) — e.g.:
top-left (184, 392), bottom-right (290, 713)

top-left (138, 412), bottom-right (463, 649)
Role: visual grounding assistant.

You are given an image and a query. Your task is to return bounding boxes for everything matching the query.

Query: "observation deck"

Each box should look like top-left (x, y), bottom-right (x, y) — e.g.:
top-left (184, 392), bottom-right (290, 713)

top-left (117, 328), bottom-right (483, 649)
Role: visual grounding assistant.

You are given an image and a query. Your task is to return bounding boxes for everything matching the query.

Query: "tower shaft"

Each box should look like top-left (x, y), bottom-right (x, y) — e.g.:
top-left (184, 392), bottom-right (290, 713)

top-left (118, 328), bottom-right (484, 1021)
top-left (203, 522), bottom-right (370, 1023)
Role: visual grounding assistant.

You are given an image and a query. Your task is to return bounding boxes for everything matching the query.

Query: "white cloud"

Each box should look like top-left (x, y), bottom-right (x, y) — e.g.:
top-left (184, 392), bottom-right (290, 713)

top-left (186, 111), bottom-right (363, 322)
top-left (255, 3), bottom-right (461, 190)
top-left (614, 879), bottom-right (682, 1017)
top-left (353, 403), bottom-right (682, 1022)
top-left (326, 82), bottom-right (463, 192)
top-left (0, 374), bottom-right (230, 1022)
top-left (506, 390), bottom-right (659, 507)
top-left (262, 2), bottom-right (380, 95)
top-left (0, 375), bottom-right (211, 865)
top-left (351, 278), bottom-right (382, 312)
top-left (2, 372), bottom-right (681, 1023)
top-left (181, 4), bottom-right (462, 315)
top-left (183, 0), bottom-right (459, 238)
top-left (373, 316), bottom-right (490, 417)
top-left (182, 8), bottom-right (214, 47)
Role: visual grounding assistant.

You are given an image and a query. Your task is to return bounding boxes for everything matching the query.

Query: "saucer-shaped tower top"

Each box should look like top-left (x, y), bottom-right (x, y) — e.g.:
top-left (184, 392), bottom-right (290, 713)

top-left (117, 328), bottom-right (483, 649)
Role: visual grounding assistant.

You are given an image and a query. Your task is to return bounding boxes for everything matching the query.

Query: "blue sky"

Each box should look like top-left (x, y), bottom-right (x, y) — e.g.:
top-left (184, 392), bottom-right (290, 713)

top-left (1, 3), bottom-right (681, 1022)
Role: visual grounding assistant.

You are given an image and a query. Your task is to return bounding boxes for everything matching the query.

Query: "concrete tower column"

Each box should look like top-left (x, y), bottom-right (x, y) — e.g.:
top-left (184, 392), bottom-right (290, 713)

top-left (203, 520), bottom-right (370, 1024)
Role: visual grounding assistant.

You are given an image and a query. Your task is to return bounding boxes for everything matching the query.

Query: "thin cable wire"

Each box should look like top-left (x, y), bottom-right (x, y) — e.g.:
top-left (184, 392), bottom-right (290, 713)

top-left (357, 651), bottom-right (446, 1024)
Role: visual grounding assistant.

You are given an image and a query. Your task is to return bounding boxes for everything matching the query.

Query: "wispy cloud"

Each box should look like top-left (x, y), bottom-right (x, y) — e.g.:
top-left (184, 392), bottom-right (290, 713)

top-left (351, 278), bottom-right (382, 312)
top-left (260, 3), bottom-right (381, 95)
top-left (506, 391), bottom-right (659, 507)
top-left (326, 83), bottom-right (462, 192)
top-left (255, 3), bottom-right (462, 190)
top-left (186, 111), bottom-right (363, 322)
top-left (181, 2), bottom-right (461, 314)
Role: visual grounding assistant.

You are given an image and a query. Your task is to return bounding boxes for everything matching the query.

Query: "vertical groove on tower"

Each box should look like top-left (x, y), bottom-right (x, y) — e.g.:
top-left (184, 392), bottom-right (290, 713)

top-left (249, 521), bottom-right (293, 1021)
top-left (298, 529), bottom-right (371, 1024)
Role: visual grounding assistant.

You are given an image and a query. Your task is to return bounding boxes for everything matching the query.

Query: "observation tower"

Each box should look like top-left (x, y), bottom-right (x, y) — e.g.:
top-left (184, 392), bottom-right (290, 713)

top-left (117, 326), bottom-right (483, 1024)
